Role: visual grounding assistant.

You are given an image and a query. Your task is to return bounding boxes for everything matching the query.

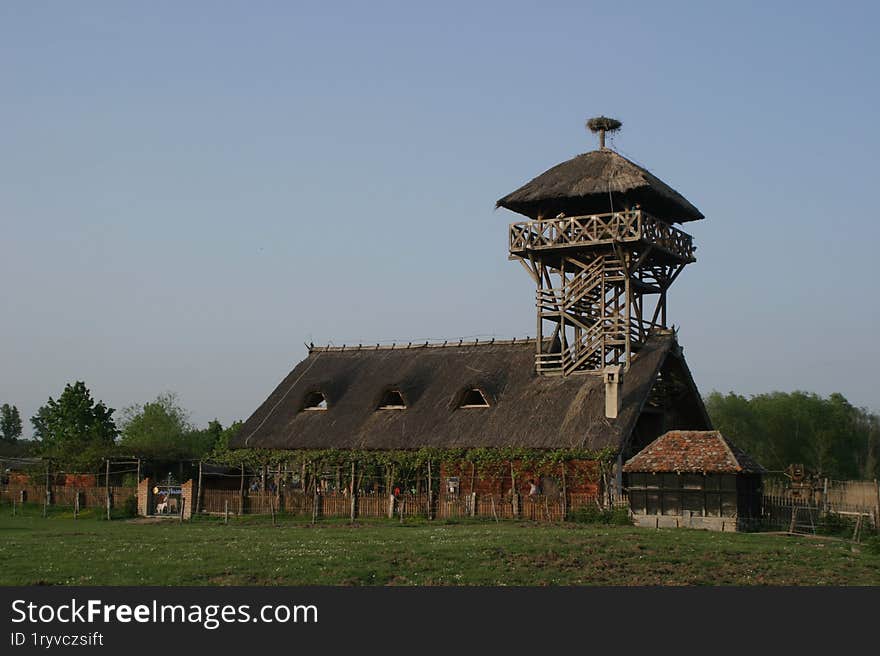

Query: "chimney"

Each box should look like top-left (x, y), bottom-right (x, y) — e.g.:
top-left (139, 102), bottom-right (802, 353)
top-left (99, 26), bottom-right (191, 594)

top-left (603, 365), bottom-right (623, 419)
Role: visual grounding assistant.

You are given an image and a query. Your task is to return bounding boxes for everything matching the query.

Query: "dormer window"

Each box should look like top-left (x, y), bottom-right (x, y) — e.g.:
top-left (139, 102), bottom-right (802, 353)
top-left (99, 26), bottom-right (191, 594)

top-left (378, 389), bottom-right (406, 410)
top-left (302, 391), bottom-right (327, 411)
top-left (459, 388), bottom-right (489, 408)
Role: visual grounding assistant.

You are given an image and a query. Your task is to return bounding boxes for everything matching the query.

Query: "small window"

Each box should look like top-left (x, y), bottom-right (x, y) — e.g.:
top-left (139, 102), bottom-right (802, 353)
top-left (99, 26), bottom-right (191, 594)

top-left (459, 388), bottom-right (489, 408)
top-left (378, 389), bottom-right (406, 409)
top-left (302, 391), bottom-right (327, 411)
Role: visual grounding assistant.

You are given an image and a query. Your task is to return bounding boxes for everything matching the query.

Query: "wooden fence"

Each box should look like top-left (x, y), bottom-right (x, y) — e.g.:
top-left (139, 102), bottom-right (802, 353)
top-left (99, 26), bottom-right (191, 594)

top-left (761, 493), bottom-right (877, 534)
top-left (0, 484), bottom-right (137, 509)
top-left (198, 488), bottom-right (600, 521)
top-left (763, 477), bottom-right (879, 511)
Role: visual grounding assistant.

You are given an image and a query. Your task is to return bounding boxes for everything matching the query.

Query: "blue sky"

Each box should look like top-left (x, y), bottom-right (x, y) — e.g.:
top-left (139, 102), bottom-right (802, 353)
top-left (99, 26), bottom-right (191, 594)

top-left (2, 1), bottom-right (879, 434)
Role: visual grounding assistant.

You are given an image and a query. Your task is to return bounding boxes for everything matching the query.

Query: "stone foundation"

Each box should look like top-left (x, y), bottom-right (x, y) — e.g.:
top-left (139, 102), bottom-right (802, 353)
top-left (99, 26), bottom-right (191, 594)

top-left (632, 512), bottom-right (744, 532)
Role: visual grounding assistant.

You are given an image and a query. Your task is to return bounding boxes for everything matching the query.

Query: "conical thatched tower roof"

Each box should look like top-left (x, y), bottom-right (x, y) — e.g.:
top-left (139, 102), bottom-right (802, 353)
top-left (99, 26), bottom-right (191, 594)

top-left (496, 148), bottom-right (704, 224)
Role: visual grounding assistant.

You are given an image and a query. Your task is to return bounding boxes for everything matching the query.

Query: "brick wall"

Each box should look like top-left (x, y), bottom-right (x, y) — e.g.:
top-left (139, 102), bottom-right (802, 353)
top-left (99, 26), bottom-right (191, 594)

top-left (137, 477), bottom-right (152, 516)
top-left (440, 459), bottom-right (601, 497)
top-left (181, 480), bottom-right (194, 520)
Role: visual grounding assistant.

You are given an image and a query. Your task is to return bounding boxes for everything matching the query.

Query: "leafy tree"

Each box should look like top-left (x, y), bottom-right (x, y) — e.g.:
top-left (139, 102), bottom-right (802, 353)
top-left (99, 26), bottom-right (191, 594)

top-left (0, 404), bottom-right (22, 443)
top-left (118, 393), bottom-right (218, 460)
top-left (30, 382), bottom-right (118, 468)
top-left (180, 418), bottom-right (226, 459)
top-left (705, 390), bottom-right (879, 480)
top-left (206, 421), bottom-right (245, 462)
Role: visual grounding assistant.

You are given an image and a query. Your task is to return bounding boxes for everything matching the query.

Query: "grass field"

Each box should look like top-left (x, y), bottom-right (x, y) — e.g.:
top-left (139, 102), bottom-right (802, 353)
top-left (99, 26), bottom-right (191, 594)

top-left (1, 509), bottom-right (878, 586)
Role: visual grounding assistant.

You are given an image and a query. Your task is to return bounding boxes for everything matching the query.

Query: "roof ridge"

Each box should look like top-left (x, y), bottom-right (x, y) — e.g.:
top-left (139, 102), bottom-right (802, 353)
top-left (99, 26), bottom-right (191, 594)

top-left (308, 337), bottom-right (536, 354)
top-left (309, 329), bottom-right (678, 355)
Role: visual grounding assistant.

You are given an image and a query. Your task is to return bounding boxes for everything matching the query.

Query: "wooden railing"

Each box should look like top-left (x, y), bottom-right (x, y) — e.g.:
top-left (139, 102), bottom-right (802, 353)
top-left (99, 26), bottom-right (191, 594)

top-left (509, 209), bottom-right (695, 261)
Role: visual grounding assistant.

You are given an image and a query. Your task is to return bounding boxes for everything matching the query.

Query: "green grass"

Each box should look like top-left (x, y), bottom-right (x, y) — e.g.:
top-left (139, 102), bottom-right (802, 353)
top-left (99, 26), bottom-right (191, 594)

top-left (1, 510), bottom-right (878, 586)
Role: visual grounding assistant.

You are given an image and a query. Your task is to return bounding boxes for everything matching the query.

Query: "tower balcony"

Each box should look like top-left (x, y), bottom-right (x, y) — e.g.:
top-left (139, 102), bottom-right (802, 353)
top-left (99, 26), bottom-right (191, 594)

top-left (509, 209), bottom-right (695, 263)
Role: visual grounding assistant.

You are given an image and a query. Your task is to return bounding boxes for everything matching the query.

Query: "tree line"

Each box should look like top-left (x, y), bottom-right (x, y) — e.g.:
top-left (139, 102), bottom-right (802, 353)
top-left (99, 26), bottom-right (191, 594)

top-left (704, 391), bottom-right (878, 480)
top-left (1, 381), bottom-right (240, 469)
top-left (1, 382), bottom-right (878, 481)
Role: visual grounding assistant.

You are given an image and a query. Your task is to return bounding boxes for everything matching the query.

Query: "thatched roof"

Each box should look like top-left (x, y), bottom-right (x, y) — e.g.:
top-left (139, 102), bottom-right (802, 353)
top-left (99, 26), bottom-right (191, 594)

top-left (496, 149), bottom-right (704, 224)
top-left (230, 332), bottom-right (706, 453)
top-left (622, 431), bottom-right (765, 474)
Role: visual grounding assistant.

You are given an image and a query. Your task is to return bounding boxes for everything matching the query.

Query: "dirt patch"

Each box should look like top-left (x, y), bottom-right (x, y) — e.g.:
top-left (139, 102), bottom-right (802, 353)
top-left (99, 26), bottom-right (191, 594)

top-left (126, 517), bottom-right (178, 525)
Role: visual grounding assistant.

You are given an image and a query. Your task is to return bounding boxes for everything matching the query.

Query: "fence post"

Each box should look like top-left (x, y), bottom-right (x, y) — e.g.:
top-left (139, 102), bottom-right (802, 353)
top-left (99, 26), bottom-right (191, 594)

top-left (239, 463), bottom-right (245, 516)
top-left (74, 492), bottom-right (79, 520)
top-left (349, 460), bottom-right (357, 523)
top-left (224, 500), bottom-right (229, 525)
top-left (510, 463), bottom-right (520, 518)
top-left (105, 459), bottom-right (111, 521)
top-left (561, 464), bottom-right (568, 520)
top-left (195, 460), bottom-right (203, 518)
top-left (179, 497), bottom-right (185, 524)
top-left (874, 479), bottom-right (879, 534)
top-left (44, 464), bottom-right (51, 517)
top-left (270, 496), bottom-right (276, 526)
top-left (427, 460), bottom-right (434, 521)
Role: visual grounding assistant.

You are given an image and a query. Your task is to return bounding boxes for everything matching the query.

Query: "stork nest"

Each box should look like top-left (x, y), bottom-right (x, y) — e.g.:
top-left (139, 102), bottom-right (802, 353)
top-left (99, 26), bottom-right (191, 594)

top-left (586, 116), bottom-right (622, 133)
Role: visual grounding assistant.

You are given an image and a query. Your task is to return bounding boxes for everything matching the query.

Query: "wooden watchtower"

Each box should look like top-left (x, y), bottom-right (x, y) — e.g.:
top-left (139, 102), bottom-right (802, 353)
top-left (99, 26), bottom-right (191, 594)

top-left (497, 117), bottom-right (703, 376)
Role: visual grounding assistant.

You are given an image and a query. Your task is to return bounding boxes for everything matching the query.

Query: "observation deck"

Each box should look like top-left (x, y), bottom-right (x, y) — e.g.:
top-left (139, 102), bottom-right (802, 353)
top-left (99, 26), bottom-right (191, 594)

top-left (509, 209), bottom-right (695, 263)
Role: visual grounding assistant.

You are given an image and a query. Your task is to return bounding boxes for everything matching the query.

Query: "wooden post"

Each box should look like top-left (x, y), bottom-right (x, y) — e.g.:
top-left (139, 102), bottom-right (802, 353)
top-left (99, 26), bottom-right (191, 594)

top-left (262, 463), bottom-right (268, 492)
top-left (43, 464), bottom-right (50, 518)
top-left (427, 460), bottom-right (434, 521)
top-left (74, 492), bottom-right (79, 520)
top-left (224, 500), bottom-right (229, 525)
top-left (105, 459), bottom-right (111, 521)
top-left (136, 458), bottom-right (141, 484)
top-left (275, 463), bottom-right (282, 513)
top-left (561, 463), bottom-right (568, 520)
top-left (270, 496), bottom-right (276, 526)
top-left (349, 460), bottom-right (357, 522)
top-left (239, 463), bottom-right (245, 516)
top-left (387, 465), bottom-right (396, 519)
top-left (470, 492), bottom-right (476, 518)
top-left (195, 460), bottom-right (203, 518)
top-left (178, 497), bottom-right (185, 524)
top-left (511, 463), bottom-right (519, 518)
top-left (312, 486), bottom-right (319, 525)
top-left (874, 479), bottom-right (879, 534)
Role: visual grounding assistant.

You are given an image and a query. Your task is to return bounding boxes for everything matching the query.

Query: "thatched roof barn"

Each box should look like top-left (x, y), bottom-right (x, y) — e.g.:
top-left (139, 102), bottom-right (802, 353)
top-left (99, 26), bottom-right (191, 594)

top-left (230, 330), bottom-right (709, 459)
top-left (230, 119), bottom-right (721, 521)
top-left (496, 148), bottom-right (704, 223)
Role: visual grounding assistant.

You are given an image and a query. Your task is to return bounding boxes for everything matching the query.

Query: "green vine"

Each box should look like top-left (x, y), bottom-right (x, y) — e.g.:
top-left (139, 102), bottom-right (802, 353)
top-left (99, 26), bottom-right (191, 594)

top-left (206, 445), bottom-right (616, 474)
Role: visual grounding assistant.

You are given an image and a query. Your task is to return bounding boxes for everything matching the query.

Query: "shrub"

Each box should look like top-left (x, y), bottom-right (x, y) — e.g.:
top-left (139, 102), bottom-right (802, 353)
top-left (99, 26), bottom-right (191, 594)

top-left (816, 512), bottom-right (857, 538)
top-left (122, 495), bottom-right (138, 518)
